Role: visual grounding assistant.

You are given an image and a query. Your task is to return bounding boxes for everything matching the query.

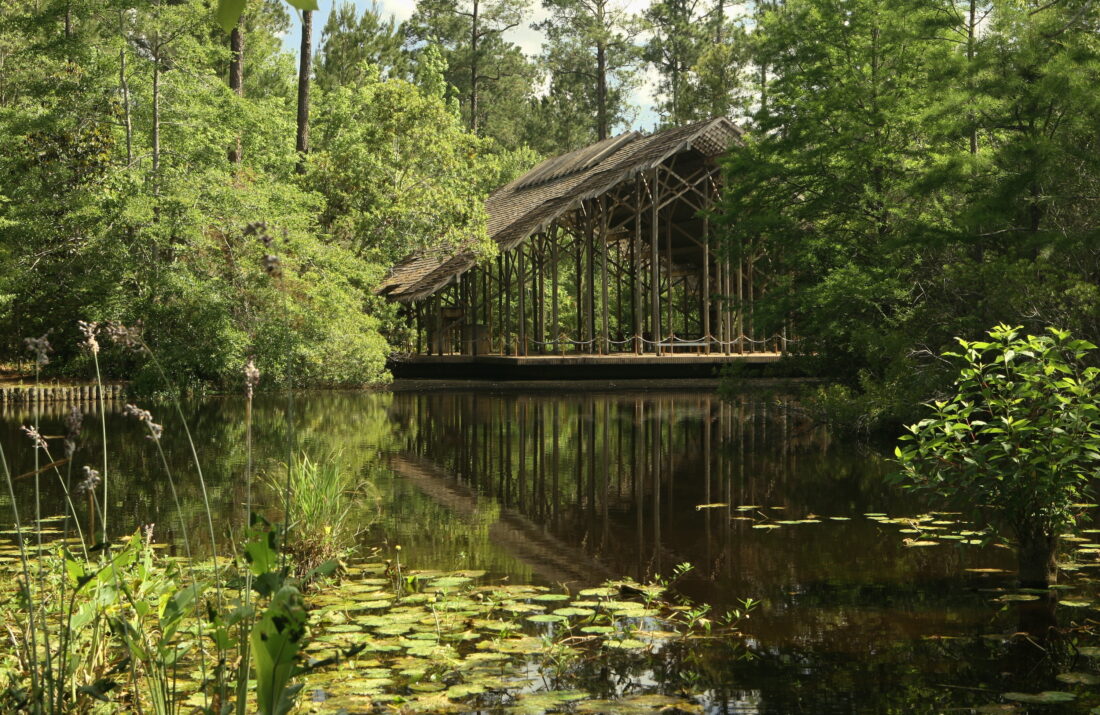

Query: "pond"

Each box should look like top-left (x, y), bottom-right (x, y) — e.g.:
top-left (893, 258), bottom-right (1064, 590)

top-left (3, 383), bottom-right (1100, 712)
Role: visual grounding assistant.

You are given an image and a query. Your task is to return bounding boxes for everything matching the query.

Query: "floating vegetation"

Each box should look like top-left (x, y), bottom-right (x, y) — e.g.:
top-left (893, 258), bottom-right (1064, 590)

top-left (1001, 691), bottom-right (1076, 704)
top-left (295, 565), bottom-right (749, 713)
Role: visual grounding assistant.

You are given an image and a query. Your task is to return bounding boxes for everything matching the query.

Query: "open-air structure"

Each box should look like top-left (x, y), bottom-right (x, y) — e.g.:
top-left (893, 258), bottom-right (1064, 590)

top-left (379, 117), bottom-right (785, 375)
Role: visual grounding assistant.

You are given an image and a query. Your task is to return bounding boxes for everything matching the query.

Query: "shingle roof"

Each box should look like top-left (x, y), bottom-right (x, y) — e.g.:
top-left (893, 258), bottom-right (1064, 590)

top-left (378, 117), bottom-right (742, 303)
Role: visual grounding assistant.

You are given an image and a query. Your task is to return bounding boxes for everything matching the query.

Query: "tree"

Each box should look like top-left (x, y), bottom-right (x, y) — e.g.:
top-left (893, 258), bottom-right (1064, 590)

top-left (896, 325), bottom-right (1100, 587)
top-left (295, 8), bottom-right (312, 172)
top-left (643, 0), bottom-right (707, 125)
top-left (688, 1), bottom-right (751, 120)
top-left (308, 63), bottom-right (534, 265)
top-left (314, 1), bottom-right (407, 91)
top-left (406, 0), bottom-right (538, 148)
top-left (537, 0), bottom-right (641, 143)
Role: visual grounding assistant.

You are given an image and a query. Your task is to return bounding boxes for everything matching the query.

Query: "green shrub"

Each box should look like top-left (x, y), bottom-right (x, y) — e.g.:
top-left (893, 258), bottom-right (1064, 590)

top-left (895, 324), bottom-right (1100, 586)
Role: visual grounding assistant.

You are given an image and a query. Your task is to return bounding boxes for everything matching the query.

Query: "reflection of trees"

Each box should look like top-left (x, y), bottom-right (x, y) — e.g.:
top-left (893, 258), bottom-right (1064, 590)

top-left (1, 392), bottom-right (400, 555)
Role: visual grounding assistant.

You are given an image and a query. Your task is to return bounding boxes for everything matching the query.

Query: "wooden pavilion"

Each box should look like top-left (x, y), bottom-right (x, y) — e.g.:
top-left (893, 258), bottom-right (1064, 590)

top-left (379, 117), bottom-right (783, 367)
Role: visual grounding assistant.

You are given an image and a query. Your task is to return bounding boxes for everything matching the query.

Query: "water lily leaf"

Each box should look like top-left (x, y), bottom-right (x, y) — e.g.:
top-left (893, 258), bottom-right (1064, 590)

top-left (603, 638), bottom-right (647, 650)
top-left (994, 594), bottom-right (1040, 602)
top-left (526, 614), bottom-right (566, 624)
top-left (446, 683), bottom-right (486, 699)
top-left (1057, 672), bottom-right (1100, 685)
top-left (554, 607), bottom-right (596, 617)
top-left (580, 625), bottom-right (615, 634)
top-left (430, 576), bottom-right (472, 589)
top-left (578, 587), bottom-right (617, 597)
top-left (1079, 646), bottom-right (1100, 657)
top-left (531, 593), bottom-right (570, 602)
top-left (1058, 600), bottom-right (1093, 608)
top-left (695, 503), bottom-right (728, 510)
top-left (752, 524), bottom-right (780, 530)
top-left (1002, 691), bottom-right (1075, 704)
top-left (904, 540), bottom-right (938, 547)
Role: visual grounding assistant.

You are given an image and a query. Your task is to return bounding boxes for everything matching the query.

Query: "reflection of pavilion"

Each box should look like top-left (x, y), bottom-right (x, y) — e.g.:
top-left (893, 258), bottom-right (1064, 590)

top-left (394, 391), bottom-right (823, 585)
top-left (380, 119), bottom-right (788, 368)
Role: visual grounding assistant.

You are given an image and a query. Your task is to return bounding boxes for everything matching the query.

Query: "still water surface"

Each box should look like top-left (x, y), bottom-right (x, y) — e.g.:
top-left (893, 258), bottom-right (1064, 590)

top-left (2, 385), bottom-right (1097, 712)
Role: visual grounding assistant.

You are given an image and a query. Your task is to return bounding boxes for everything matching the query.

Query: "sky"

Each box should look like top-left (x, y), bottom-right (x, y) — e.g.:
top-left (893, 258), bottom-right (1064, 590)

top-left (280, 0), bottom-right (662, 131)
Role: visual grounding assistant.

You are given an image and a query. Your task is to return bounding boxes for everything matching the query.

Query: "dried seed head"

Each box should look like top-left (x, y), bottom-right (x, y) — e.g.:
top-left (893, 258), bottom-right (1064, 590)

top-left (21, 425), bottom-right (47, 450)
top-left (77, 466), bottom-right (101, 494)
top-left (64, 406), bottom-right (83, 457)
top-left (142, 522), bottom-right (155, 544)
top-left (262, 254), bottom-right (281, 277)
top-left (77, 320), bottom-right (100, 354)
top-left (244, 358), bottom-right (260, 398)
top-left (105, 321), bottom-right (144, 351)
top-left (124, 403), bottom-right (163, 440)
top-left (24, 334), bottom-right (52, 367)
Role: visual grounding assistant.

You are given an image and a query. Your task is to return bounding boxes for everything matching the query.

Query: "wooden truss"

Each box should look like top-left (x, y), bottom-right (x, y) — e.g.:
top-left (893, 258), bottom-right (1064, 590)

top-left (403, 153), bottom-right (787, 357)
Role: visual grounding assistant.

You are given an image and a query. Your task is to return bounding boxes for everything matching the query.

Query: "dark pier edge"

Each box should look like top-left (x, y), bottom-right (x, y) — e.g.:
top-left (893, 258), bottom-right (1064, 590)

top-left (387, 353), bottom-right (791, 381)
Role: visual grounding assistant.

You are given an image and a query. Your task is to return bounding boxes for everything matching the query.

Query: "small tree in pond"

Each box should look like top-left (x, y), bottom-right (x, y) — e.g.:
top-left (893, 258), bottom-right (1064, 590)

top-left (895, 325), bottom-right (1100, 587)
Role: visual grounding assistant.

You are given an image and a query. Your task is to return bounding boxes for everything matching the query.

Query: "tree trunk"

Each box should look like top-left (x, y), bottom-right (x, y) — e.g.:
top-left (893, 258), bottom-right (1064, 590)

top-left (152, 37), bottom-right (160, 177)
top-left (470, 0), bottom-right (479, 134)
top-left (228, 24), bottom-right (244, 164)
top-left (120, 45), bottom-right (133, 165)
top-left (596, 41), bottom-right (607, 140)
top-left (1016, 528), bottom-right (1058, 588)
top-left (296, 9), bottom-right (313, 174)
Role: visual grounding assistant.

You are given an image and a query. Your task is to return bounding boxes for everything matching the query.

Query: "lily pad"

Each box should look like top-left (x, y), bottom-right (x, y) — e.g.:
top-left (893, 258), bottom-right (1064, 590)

top-left (526, 614), bottom-right (566, 624)
top-left (1056, 672), bottom-right (1100, 685)
top-left (1002, 691), bottom-right (1075, 704)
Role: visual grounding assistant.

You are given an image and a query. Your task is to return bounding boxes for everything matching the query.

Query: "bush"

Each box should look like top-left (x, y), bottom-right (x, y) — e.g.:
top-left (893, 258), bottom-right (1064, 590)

top-left (895, 324), bottom-right (1100, 586)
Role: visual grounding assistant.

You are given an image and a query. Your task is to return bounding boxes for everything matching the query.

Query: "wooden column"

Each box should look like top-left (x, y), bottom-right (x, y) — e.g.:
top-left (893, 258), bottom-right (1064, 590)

top-left (504, 252), bottom-right (513, 355)
top-left (537, 235), bottom-right (546, 354)
top-left (649, 169), bottom-right (661, 356)
top-left (703, 212), bottom-right (711, 355)
top-left (586, 206), bottom-right (596, 354)
top-left (600, 198), bottom-right (610, 355)
top-left (435, 294), bottom-right (444, 355)
top-left (632, 178), bottom-right (643, 355)
top-left (552, 226), bottom-right (561, 355)
top-left (518, 243), bottom-right (527, 356)
top-left (575, 230), bottom-right (583, 353)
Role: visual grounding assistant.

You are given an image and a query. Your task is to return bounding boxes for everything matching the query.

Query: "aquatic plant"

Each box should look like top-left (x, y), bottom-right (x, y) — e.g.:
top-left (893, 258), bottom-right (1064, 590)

top-left (896, 324), bottom-right (1100, 587)
top-left (266, 450), bottom-right (374, 580)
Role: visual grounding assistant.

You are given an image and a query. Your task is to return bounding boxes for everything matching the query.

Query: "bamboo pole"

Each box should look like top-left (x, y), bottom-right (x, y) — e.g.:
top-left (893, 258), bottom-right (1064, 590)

top-left (649, 169), bottom-right (661, 356)
top-left (600, 197), bottom-right (610, 355)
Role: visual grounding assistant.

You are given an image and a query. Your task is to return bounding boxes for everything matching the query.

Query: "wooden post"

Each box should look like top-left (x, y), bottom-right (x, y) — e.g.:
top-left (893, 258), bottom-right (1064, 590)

top-left (600, 197), bottom-right (610, 355)
top-left (575, 229), bottom-right (583, 353)
top-left (703, 212), bottom-right (711, 355)
top-left (536, 235), bottom-right (546, 354)
top-left (586, 206), bottom-right (596, 354)
top-left (737, 252), bottom-right (744, 354)
top-left (649, 169), bottom-right (661, 356)
top-left (518, 243), bottom-right (527, 357)
top-left (633, 177), bottom-right (642, 355)
top-left (552, 226), bottom-right (561, 355)
top-left (435, 295), bottom-right (444, 355)
top-left (504, 252), bottom-right (513, 355)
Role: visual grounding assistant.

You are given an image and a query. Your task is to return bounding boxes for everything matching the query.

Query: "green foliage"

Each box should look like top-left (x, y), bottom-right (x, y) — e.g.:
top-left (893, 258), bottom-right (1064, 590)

top-left (717, 0), bottom-right (1100, 428)
top-left (405, 0), bottom-right (540, 148)
top-left (315, 1), bottom-right (408, 90)
top-left (265, 451), bottom-right (374, 578)
top-left (309, 69), bottom-right (534, 265)
top-left (0, 0), bottom-right (521, 389)
top-left (895, 325), bottom-right (1100, 583)
top-left (536, 0), bottom-right (642, 145)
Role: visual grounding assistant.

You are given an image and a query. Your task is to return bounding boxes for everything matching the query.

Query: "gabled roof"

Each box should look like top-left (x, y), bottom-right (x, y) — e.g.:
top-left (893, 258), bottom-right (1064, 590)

top-left (378, 117), bottom-right (743, 304)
